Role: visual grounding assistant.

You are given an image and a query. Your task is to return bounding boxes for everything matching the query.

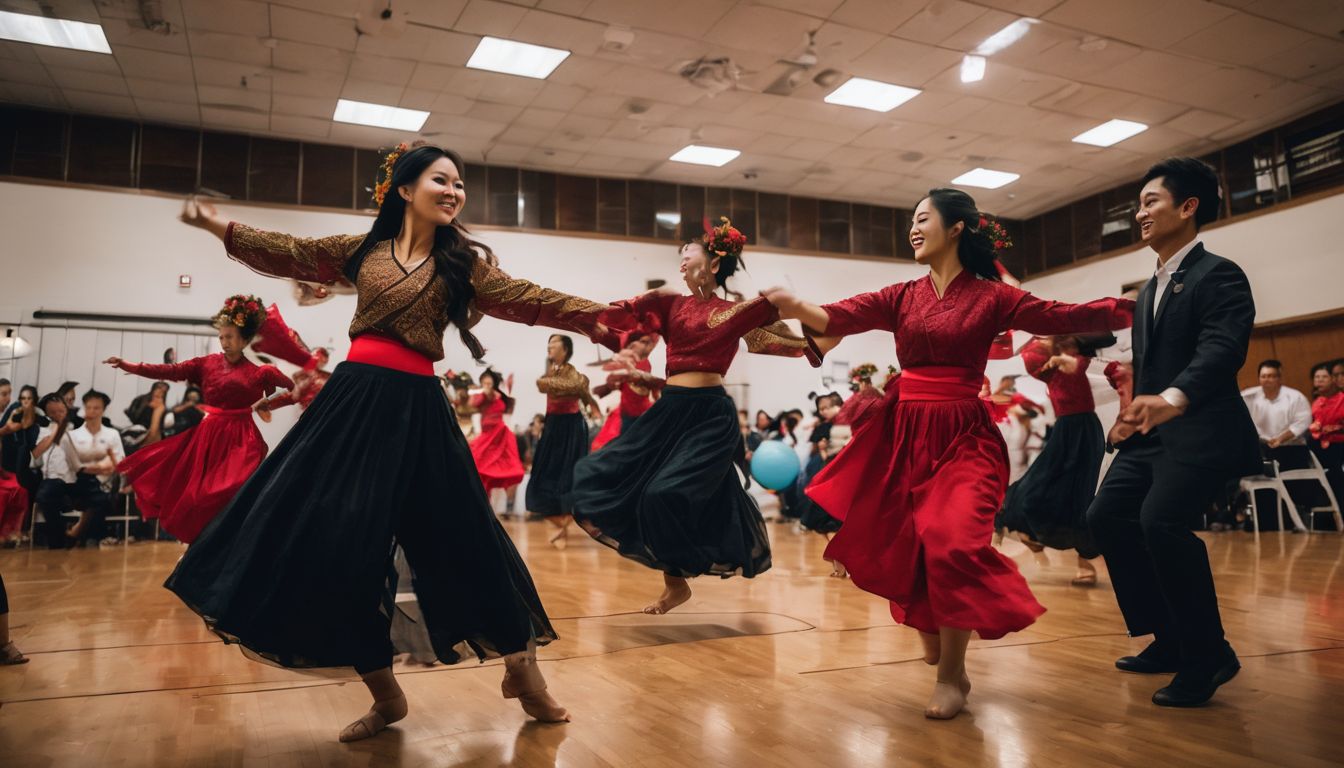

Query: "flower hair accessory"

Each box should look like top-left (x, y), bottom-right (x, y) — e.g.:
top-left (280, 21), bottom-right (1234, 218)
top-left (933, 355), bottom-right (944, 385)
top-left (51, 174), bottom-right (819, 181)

top-left (702, 216), bottom-right (748, 260)
top-left (849, 363), bottom-right (879, 384)
top-left (372, 142), bottom-right (410, 207)
top-left (215, 294), bottom-right (267, 331)
top-left (974, 214), bottom-right (1013, 255)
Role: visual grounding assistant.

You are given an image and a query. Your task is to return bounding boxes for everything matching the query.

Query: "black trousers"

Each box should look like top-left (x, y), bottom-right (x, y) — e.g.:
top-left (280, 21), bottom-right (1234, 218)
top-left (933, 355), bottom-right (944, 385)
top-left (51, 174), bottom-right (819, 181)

top-left (1087, 443), bottom-right (1230, 658)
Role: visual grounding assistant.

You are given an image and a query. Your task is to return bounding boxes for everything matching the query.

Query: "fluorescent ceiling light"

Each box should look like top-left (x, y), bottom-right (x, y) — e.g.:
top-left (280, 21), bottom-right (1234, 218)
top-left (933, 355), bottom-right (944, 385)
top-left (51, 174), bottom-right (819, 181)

top-left (333, 99), bottom-right (430, 131)
top-left (974, 18), bottom-right (1037, 56)
top-left (669, 145), bottom-right (741, 167)
top-left (0, 9), bottom-right (110, 53)
top-left (824, 76), bottom-right (920, 113)
top-left (952, 168), bottom-right (1020, 189)
top-left (1072, 119), bottom-right (1148, 147)
top-left (960, 55), bottom-right (985, 83)
top-left (467, 36), bottom-right (570, 79)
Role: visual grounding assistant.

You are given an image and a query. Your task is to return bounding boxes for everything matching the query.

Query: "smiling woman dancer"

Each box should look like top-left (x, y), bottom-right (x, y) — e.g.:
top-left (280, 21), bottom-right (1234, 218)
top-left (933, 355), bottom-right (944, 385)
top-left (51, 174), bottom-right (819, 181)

top-left (163, 144), bottom-right (637, 742)
top-left (572, 218), bottom-right (811, 614)
top-left (763, 188), bottom-right (1134, 720)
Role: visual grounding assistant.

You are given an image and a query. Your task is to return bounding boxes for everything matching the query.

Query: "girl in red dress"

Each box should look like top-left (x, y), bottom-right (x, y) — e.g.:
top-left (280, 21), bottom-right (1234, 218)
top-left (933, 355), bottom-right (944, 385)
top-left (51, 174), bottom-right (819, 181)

top-left (762, 188), bottom-right (1133, 719)
top-left (590, 332), bottom-right (662, 450)
top-left (106, 296), bottom-right (293, 544)
top-left (573, 218), bottom-right (810, 614)
top-left (470, 369), bottom-right (526, 510)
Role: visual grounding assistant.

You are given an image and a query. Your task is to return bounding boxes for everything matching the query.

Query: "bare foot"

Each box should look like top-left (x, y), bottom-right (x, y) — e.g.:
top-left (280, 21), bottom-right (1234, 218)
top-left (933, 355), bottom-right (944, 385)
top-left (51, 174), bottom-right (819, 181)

top-left (919, 632), bottom-right (941, 666)
top-left (924, 680), bottom-right (967, 720)
top-left (338, 694), bottom-right (408, 742)
top-left (643, 579), bottom-right (692, 615)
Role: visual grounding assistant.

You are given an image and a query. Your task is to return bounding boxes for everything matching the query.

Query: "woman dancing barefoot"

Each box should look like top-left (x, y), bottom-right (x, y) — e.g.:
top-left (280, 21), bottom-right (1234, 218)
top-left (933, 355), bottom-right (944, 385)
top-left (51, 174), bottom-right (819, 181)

top-left (572, 218), bottom-right (810, 614)
top-left (107, 295), bottom-right (292, 544)
top-left (763, 189), bottom-right (1133, 719)
top-left (164, 144), bottom-right (637, 742)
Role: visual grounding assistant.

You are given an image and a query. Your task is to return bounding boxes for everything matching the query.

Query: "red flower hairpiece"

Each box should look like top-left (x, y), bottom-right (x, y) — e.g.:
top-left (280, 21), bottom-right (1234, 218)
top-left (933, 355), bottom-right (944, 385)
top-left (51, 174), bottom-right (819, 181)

top-left (701, 215), bottom-right (747, 260)
top-left (215, 294), bottom-right (267, 330)
top-left (975, 214), bottom-right (1013, 254)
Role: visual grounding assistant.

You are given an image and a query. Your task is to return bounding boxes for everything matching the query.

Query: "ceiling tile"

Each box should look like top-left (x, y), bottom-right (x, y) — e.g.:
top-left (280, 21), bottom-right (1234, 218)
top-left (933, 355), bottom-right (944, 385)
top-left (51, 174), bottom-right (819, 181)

top-left (33, 46), bottom-right (123, 74)
top-left (198, 84), bottom-right (270, 112)
top-left (0, 61), bottom-right (55, 87)
top-left (348, 55), bottom-right (416, 86)
top-left (126, 78), bottom-right (199, 105)
top-left (510, 10), bottom-right (607, 56)
top-left (1043, 0), bottom-right (1236, 50)
top-left (187, 31), bottom-right (271, 65)
top-left (271, 5), bottom-right (358, 51)
top-left (848, 37), bottom-right (963, 87)
top-left (829, 0), bottom-right (925, 35)
top-left (271, 70), bottom-right (345, 98)
top-left (338, 80), bottom-right (405, 104)
top-left (453, 0), bottom-right (529, 37)
top-left (1162, 108), bottom-right (1242, 137)
top-left (116, 49), bottom-right (196, 84)
top-left (200, 105), bottom-right (270, 131)
top-left (61, 90), bottom-right (138, 116)
top-left (581, 0), bottom-right (733, 39)
top-left (701, 4), bottom-right (818, 56)
top-left (891, 1), bottom-right (990, 46)
top-left (46, 67), bottom-right (130, 95)
top-left (1176, 14), bottom-right (1315, 68)
top-left (272, 93), bottom-right (337, 119)
top-left (180, 0), bottom-right (270, 37)
top-left (270, 113), bottom-right (332, 138)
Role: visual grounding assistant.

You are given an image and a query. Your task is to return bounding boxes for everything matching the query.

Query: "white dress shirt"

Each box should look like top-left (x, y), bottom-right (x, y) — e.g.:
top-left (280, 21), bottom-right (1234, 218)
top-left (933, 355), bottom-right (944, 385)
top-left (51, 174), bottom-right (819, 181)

top-left (62, 424), bottom-right (125, 491)
top-left (1151, 238), bottom-right (1201, 410)
top-left (1241, 385), bottom-right (1313, 445)
top-left (31, 424), bottom-right (76, 483)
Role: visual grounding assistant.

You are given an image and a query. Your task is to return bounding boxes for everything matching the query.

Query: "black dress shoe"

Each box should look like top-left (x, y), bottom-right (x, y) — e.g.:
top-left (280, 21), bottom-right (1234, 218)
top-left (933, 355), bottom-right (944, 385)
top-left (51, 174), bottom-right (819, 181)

top-left (1152, 649), bottom-right (1240, 707)
top-left (1115, 641), bottom-right (1181, 674)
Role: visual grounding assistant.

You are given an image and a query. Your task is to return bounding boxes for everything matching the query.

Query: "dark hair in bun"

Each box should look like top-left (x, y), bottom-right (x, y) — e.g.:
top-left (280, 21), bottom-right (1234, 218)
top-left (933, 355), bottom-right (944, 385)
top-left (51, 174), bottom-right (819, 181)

top-left (923, 188), bottom-right (1001, 282)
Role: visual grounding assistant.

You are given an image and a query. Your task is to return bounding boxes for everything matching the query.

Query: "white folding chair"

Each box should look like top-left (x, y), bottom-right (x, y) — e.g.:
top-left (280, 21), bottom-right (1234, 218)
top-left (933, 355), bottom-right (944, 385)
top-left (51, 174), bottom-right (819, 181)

top-left (1278, 451), bottom-right (1344, 533)
top-left (1238, 461), bottom-right (1307, 537)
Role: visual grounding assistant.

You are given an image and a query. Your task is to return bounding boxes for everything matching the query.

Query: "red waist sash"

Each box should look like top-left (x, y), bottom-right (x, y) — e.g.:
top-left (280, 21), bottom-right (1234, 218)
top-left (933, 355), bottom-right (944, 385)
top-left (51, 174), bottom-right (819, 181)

top-left (547, 398), bottom-right (581, 415)
top-left (898, 366), bottom-right (983, 402)
top-left (347, 333), bottom-right (434, 376)
top-left (200, 406), bottom-right (253, 418)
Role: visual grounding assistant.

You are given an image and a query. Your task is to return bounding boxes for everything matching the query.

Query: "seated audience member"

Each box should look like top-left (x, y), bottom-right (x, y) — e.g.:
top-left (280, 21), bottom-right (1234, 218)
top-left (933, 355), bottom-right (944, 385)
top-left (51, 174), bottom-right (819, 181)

top-left (61, 390), bottom-right (125, 545)
top-left (1239, 359), bottom-right (1313, 530)
top-left (31, 394), bottom-right (75, 548)
top-left (1310, 360), bottom-right (1344, 518)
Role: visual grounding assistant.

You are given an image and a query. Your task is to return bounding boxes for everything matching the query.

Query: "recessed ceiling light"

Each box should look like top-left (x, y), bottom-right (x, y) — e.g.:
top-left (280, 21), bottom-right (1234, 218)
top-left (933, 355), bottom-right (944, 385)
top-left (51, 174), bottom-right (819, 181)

top-left (960, 55), bottom-right (986, 83)
top-left (1072, 119), bottom-right (1148, 147)
top-left (952, 168), bottom-right (1020, 189)
top-left (333, 99), bottom-right (430, 131)
top-left (669, 145), bottom-right (741, 167)
top-left (824, 76), bottom-right (920, 113)
top-left (466, 36), bottom-right (571, 79)
top-left (0, 9), bottom-right (110, 53)
top-left (973, 18), bottom-right (1037, 56)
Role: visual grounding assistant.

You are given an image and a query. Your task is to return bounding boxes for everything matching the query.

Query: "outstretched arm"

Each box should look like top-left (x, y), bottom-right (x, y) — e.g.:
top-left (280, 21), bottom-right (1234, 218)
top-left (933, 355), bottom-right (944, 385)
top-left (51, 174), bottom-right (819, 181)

top-left (181, 197), bottom-right (361, 285)
top-left (105, 356), bottom-right (204, 384)
top-left (470, 260), bottom-right (640, 352)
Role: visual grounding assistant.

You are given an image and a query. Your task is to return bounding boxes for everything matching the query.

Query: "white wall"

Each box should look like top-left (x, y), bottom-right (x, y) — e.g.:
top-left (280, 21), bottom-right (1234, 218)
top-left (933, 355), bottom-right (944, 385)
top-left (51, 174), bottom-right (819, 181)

top-left (0, 181), bottom-right (920, 434)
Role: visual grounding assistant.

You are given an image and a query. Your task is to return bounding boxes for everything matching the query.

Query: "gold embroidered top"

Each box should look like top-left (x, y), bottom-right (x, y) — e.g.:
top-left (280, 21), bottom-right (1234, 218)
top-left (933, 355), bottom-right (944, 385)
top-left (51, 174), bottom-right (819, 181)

top-left (536, 362), bottom-right (596, 415)
top-left (225, 223), bottom-right (627, 361)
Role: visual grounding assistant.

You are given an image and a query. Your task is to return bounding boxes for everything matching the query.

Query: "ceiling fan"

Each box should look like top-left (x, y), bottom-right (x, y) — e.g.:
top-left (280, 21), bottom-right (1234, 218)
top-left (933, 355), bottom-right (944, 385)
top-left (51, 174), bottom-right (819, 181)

top-left (758, 30), bottom-right (846, 96)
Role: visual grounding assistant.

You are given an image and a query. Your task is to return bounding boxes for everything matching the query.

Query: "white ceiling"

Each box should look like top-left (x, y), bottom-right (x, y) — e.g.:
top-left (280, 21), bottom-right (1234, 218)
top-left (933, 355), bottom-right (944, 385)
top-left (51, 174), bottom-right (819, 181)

top-left (1, 0), bottom-right (1340, 217)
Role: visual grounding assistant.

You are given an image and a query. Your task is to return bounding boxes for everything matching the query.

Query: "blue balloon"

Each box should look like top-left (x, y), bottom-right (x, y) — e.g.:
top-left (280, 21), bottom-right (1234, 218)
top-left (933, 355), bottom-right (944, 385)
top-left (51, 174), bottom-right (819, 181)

top-left (751, 440), bottom-right (800, 490)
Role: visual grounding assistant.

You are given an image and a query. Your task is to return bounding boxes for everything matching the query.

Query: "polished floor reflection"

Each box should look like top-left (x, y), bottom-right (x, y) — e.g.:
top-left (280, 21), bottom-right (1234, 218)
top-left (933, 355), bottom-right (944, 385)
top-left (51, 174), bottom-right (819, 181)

top-left (1, 522), bottom-right (1341, 767)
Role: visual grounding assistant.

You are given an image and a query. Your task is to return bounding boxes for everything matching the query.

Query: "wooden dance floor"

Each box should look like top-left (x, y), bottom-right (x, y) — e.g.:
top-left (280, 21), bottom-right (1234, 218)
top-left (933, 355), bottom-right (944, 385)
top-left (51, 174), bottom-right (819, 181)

top-left (1, 521), bottom-right (1341, 767)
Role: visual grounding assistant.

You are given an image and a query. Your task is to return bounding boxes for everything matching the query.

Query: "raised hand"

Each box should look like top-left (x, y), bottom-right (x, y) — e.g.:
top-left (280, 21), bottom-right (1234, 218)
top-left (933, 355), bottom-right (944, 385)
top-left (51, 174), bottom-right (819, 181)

top-left (104, 356), bottom-right (126, 369)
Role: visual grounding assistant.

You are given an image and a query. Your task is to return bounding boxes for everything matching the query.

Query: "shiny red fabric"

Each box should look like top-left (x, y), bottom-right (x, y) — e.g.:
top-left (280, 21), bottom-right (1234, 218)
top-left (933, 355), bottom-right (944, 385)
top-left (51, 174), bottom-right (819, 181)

top-left (612, 293), bottom-right (779, 376)
top-left (470, 394), bottom-right (524, 491)
top-left (590, 409), bottom-right (622, 451)
top-left (1021, 339), bottom-right (1096, 416)
top-left (117, 353), bottom-right (293, 543)
top-left (619, 359), bottom-right (657, 418)
top-left (808, 271), bottom-right (1133, 639)
top-left (0, 470), bottom-right (27, 539)
top-left (1312, 392), bottom-right (1344, 448)
top-left (347, 333), bottom-right (433, 375)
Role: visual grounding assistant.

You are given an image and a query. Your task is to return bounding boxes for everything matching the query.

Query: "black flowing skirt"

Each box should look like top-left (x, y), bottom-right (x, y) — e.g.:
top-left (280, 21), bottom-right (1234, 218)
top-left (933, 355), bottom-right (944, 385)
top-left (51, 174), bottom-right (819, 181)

top-left (572, 386), bottom-right (771, 578)
top-left (525, 411), bottom-right (589, 517)
top-left (164, 361), bottom-right (556, 674)
top-left (997, 412), bottom-right (1104, 559)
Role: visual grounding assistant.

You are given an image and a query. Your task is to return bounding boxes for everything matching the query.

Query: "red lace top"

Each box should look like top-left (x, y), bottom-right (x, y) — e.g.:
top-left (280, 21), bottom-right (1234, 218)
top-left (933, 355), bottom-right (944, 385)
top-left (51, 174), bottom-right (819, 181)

top-left (120, 354), bottom-right (293, 411)
top-left (1020, 338), bottom-right (1096, 417)
top-left (819, 271), bottom-right (1134, 375)
top-left (613, 293), bottom-right (807, 376)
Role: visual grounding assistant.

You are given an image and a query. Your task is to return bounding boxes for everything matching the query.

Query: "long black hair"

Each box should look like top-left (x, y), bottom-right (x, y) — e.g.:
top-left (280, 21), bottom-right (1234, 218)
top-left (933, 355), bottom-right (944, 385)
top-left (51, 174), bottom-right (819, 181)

top-left (344, 145), bottom-right (495, 360)
top-left (480, 368), bottom-right (514, 412)
top-left (923, 188), bottom-right (1001, 281)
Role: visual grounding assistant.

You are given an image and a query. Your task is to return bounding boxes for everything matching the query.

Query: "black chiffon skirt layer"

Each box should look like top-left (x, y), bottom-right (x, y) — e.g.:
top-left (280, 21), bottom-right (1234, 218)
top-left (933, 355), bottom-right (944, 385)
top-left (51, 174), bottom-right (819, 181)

top-left (525, 411), bottom-right (589, 517)
top-left (572, 385), bottom-right (771, 579)
top-left (997, 412), bottom-right (1104, 559)
top-left (164, 361), bottom-right (556, 674)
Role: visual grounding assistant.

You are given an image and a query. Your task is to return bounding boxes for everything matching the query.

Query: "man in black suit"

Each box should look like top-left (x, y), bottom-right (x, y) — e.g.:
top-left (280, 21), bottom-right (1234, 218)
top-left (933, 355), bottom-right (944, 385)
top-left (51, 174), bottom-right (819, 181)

top-left (1087, 157), bottom-right (1261, 708)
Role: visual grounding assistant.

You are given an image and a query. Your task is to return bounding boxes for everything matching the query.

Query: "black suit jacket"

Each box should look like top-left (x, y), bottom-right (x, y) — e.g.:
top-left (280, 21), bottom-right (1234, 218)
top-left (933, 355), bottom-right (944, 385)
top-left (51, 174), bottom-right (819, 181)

top-left (1127, 243), bottom-right (1261, 475)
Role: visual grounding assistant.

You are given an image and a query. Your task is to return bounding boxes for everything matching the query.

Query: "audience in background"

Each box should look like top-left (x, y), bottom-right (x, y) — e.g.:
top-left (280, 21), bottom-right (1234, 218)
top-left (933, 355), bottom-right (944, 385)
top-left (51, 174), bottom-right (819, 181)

top-left (1238, 359), bottom-right (1313, 531)
top-left (32, 393), bottom-right (75, 548)
top-left (61, 390), bottom-right (124, 545)
top-left (1310, 359), bottom-right (1344, 511)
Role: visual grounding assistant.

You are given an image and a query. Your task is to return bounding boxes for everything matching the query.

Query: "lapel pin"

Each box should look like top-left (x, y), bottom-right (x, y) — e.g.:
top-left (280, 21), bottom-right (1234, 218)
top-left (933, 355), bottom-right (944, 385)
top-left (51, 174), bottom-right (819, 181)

top-left (1172, 283), bottom-right (1184, 294)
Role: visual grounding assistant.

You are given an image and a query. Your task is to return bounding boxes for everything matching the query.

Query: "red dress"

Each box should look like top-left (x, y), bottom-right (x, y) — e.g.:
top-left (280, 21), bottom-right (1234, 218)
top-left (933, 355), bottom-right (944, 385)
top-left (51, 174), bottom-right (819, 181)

top-left (807, 270), bottom-right (1133, 639)
top-left (116, 354), bottom-right (292, 543)
top-left (470, 393), bottom-right (525, 491)
top-left (1311, 392), bottom-right (1344, 448)
top-left (0, 469), bottom-right (26, 539)
top-left (591, 359), bottom-right (661, 451)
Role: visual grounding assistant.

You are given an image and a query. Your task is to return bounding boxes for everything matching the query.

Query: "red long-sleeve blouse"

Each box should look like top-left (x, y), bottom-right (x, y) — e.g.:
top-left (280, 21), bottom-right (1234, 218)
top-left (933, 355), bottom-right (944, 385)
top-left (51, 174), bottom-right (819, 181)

top-left (613, 292), bottom-right (807, 376)
top-left (120, 354), bottom-right (293, 411)
top-left (1020, 338), bottom-right (1096, 417)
